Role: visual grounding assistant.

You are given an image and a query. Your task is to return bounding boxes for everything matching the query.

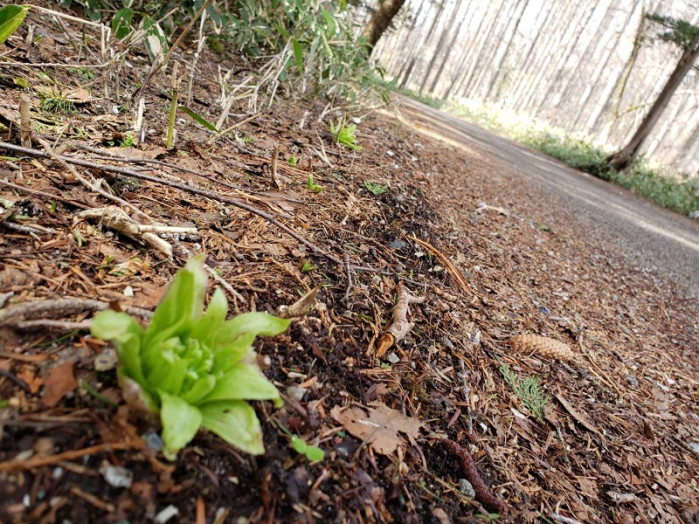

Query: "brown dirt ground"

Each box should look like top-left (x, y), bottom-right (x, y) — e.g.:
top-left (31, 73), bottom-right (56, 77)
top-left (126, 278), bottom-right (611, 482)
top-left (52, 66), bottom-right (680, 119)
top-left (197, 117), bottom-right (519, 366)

top-left (1, 6), bottom-right (698, 524)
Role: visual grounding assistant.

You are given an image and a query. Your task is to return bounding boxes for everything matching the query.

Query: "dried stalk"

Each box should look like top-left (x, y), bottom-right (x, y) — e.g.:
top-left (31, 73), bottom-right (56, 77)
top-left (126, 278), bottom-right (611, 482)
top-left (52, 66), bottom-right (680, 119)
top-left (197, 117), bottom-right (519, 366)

top-left (374, 283), bottom-right (425, 358)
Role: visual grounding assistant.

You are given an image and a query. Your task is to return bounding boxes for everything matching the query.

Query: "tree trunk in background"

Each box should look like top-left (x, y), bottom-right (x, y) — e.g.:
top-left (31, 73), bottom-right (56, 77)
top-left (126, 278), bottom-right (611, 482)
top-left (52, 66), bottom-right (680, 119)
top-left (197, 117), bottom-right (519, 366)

top-left (442, 3), bottom-right (490, 100)
top-left (509, 0), bottom-right (557, 110)
top-left (386, 0), bottom-right (426, 73)
top-left (420, 2), bottom-right (460, 95)
top-left (399, 1), bottom-right (444, 89)
top-left (487, 0), bottom-right (530, 100)
top-left (454, 2), bottom-right (500, 98)
top-left (361, 0), bottom-right (408, 53)
top-left (427, 2), bottom-right (470, 95)
top-left (606, 41), bottom-right (699, 170)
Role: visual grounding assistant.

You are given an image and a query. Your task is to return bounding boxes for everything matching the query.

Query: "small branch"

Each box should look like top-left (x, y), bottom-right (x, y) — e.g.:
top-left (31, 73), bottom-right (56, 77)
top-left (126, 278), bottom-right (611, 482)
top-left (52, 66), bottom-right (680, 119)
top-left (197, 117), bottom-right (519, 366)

top-left (0, 298), bottom-right (153, 325)
top-left (441, 438), bottom-right (508, 515)
top-left (374, 282), bottom-right (425, 358)
top-left (0, 141), bottom-right (341, 265)
top-left (343, 254), bottom-right (353, 303)
top-left (33, 137), bottom-right (151, 223)
top-left (0, 442), bottom-right (132, 473)
top-left (4, 319), bottom-right (92, 332)
top-left (0, 176), bottom-right (90, 209)
top-left (410, 234), bottom-right (473, 294)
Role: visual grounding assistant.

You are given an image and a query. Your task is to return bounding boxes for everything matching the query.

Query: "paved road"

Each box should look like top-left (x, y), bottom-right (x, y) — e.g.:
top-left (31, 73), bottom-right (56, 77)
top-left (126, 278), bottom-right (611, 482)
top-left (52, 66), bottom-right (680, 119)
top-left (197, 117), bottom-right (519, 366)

top-left (395, 96), bottom-right (699, 299)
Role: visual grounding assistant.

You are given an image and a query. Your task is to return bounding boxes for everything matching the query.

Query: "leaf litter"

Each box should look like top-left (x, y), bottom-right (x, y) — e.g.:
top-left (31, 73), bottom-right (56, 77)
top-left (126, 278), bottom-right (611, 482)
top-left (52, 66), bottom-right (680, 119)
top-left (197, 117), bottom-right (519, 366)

top-left (0, 6), bottom-right (697, 524)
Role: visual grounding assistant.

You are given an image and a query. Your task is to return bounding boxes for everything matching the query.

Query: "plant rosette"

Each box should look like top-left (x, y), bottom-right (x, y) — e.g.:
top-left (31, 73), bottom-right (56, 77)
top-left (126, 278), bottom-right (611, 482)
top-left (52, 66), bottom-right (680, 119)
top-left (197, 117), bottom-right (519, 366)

top-left (91, 255), bottom-right (289, 459)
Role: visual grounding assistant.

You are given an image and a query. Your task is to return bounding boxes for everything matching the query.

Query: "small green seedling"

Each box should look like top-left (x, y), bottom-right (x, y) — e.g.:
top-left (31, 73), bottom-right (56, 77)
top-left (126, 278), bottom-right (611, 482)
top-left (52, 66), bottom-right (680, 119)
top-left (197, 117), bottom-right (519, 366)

top-left (300, 260), bottom-right (317, 273)
top-left (91, 256), bottom-right (290, 459)
top-left (291, 435), bottom-right (324, 462)
top-left (289, 155), bottom-right (299, 166)
top-left (363, 181), bottom-right (388, 195)
top-left (499, 362), bottom-right (550, 420)
top-left (307, 174), bottom-right (323, 193)
top-left (329, 118), bottom-right (362, 151)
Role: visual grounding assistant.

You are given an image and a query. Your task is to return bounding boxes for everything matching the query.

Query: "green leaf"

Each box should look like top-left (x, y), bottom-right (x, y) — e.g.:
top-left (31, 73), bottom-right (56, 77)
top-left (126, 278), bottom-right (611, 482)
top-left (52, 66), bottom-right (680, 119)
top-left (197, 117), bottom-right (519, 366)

top-left (201, 363), bottom-right (280, 404)
top-left (144, 256), bottom-right (207, 348)
top-left (178, 106), bottom-right (220, 133)
top-left (181, 375), bottom-right (216, 405)
top-left (112, 8), bottom-right (133, 40)
top-left (292, 38), bottom-right (304, 74)
top-left (91, 310), bottom-right (146, 383)
top-left (291, 435), bottom-right (307, 454)
top-left (214, 312), bottom-right (290, 347)
top-left (322, 9), bottom-right (336, 37)
top-left (189, 287), bottom-right (228, 345)
top-left (200, 400), bottom-right (264, 455)
top-left (305, 444), bottom-right (324, 462)
top-left (160, 392), bottom-right (203, 459)
top-left (0, 4), bottom-right (29, 46)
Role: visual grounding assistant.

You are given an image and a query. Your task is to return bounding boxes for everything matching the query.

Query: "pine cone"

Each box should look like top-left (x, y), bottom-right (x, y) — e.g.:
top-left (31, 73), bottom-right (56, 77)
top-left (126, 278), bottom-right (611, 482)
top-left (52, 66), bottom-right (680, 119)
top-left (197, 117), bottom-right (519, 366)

top-left (508, 334), bottom-right (577, 362)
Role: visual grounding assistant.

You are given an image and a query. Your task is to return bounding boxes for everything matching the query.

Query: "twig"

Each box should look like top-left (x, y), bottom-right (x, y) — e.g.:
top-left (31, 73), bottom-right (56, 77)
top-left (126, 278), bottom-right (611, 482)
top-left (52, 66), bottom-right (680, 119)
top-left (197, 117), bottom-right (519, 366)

top-left (0, 176), bottom-right (90, 209)
top-left (374, 282), bottom-right (425, 358)
top-left (3, 319), bottom-right (92, 332)
top-left (175, 244), bottom-right (244, 307)
top-left (550, 513), bottom-right (584, 524)
top-left (343, 254), bottom-right (353, 303)
top-left (0, 141), bottom-right (341, 265)
top-left (410, 234), bottom-right (473, 294)
top-left (33, 137), bottom-right (151, 223)
top-left (1, 221), bottom-right (54, 236)
top-left (270, 144), bottom-right (281, 189)
top-left (441, 438), bottom-right (508, 515)
top-left (0, 442), bottom-right (132, 472)
top-left (0, 298), bottom-right (153, 325)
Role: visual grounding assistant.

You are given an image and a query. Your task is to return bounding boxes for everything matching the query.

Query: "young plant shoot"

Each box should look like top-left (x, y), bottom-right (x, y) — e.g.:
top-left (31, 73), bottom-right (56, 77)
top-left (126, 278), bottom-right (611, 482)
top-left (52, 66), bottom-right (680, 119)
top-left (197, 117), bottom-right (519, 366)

top-left (91, 255), bottom-right (289, 459)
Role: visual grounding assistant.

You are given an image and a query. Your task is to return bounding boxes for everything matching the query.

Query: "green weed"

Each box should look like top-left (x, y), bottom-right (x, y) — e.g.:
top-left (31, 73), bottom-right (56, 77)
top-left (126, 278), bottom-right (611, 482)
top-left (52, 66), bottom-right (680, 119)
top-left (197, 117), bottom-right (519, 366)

top-left (499, 362), bottom-right (550, 420)
top-left (330, 118), bottom-right (362, 151)
top-left (364, 180), bottom-right (388, 195)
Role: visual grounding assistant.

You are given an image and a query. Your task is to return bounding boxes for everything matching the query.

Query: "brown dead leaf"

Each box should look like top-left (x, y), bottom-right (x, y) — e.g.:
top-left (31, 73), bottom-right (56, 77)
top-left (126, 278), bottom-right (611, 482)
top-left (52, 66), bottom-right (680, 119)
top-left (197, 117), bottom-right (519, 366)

top-left (555, 392), bottom-right (602, 436)
top-left (16, 366), bottom-right (43, 394)
top-left (42, 361), bottom-right (78, 407)
top-left (330, 402), bottom-right (422, 456)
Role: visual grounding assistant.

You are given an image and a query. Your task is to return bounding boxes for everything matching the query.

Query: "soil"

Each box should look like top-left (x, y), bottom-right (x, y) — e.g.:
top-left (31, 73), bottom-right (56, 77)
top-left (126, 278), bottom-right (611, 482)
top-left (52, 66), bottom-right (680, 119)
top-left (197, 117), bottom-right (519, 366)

top-left (1, 7), bottom-right (698, 524)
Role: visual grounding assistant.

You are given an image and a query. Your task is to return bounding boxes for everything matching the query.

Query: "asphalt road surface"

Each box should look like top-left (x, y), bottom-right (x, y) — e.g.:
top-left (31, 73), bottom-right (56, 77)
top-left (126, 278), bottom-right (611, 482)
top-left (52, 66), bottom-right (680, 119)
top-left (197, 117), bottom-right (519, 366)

top-left (395, 96), bottom-right (699, 299)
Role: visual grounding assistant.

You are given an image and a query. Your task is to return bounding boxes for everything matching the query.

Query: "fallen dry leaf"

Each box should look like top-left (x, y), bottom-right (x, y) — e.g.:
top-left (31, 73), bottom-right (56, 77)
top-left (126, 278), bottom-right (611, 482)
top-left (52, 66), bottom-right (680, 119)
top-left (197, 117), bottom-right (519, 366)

top-left (42, 361), bottom-right (78, 407)
top-left (331, 402), bottom-right (422, 456)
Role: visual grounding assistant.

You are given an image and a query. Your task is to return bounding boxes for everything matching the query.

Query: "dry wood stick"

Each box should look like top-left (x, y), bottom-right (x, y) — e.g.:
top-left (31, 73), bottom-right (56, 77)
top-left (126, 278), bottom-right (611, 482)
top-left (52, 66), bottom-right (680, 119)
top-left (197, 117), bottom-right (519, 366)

top-left (0, 442), bottom-right (132, 472)
top-left (0, 298), bottom-right (153, 325)
top-left (0, 141), bottom-right (342, 266)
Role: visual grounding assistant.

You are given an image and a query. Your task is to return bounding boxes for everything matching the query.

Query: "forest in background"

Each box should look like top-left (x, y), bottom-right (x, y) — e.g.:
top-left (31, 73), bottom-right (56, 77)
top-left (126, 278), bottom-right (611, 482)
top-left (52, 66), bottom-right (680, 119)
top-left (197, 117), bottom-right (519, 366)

top-left (371, 0), bottom-right (699, 175)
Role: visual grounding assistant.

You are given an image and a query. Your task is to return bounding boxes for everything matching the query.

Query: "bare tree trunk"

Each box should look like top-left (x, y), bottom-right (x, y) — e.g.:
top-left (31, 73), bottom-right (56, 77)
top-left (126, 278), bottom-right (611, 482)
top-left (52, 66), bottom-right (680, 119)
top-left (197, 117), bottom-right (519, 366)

top-left (361, 0), bottom-right (408, 53)
top-left (399, 1), bottom-right (444, 89)
top-left (420, 1), bottom-right (462, 95)
top-left (427, 3), bottom-right (470, 96)
top-left (386, 0), bottom-right (427, 74)
top-left (487, 0), bottom-right (530, 101)
top-left (442, 3), bottom-right (491, 100)
top-left (596, 9), bottom-right (646, 142)
top-left (606, 41), bottom-right (699, 171)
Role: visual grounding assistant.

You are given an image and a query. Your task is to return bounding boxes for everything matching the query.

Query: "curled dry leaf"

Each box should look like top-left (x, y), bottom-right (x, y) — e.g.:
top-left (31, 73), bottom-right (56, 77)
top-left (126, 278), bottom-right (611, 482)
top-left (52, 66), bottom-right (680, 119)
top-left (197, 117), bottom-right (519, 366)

top-left (508, 333), bottom-right (577, 362)
top-left (42, 361), bottom-right (78, 407)
top-left (330, 402), bottom-right (422, 456)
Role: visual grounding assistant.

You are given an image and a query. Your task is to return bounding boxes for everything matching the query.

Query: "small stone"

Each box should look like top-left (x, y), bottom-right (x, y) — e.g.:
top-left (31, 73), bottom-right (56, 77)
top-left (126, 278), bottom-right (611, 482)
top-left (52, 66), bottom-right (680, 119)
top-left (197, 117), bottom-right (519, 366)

top-left (389, 239), bottom-right (407, 250)
top-left (100, 463), bottom-right (133, 488)
top-left (143, 431), bottom-right (164, 452)
top-left (459, 478), bottom-right (475, 498)
top-left (387, 353), bottom-right (400, 364)
top-left (539, 306), bottom-right (550, 315)
top-left (626, 374), bottom-right (638, 387)
top-left (95, 348), bottom-right (118, 371)
top-left (386, 150), bottom-right (395, 157)
top-left (123, 285), bottom-right (134, 297)
top-left (154, 505), bottom-right (179, 524)
top-left (286, 385), bottom-right (307, 402)
top-left (441, 337), bottom-right (454, 350)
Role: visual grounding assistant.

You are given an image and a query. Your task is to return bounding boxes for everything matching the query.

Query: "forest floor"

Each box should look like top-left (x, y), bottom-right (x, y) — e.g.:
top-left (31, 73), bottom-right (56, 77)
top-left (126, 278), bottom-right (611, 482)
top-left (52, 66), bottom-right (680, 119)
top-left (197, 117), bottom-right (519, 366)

top-left (1, 9), bottom-right (698, 524)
